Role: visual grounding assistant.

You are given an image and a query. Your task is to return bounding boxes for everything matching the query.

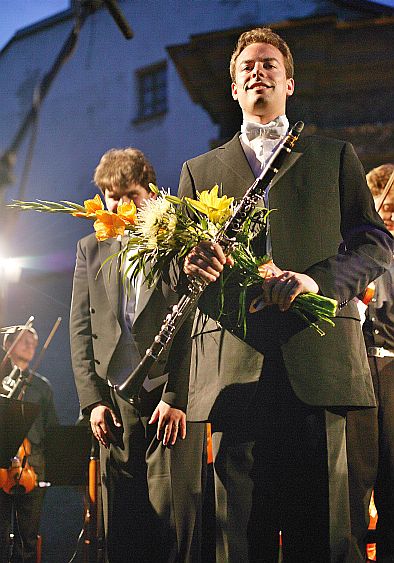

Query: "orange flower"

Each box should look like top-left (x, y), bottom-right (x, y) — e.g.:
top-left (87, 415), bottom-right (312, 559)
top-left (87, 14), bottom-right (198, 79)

top-left (72, 194), bottom-right (104, 218)
top-left (93, 210), bottom-right (127, 241)
top-left (117, 201), bottom-right (137, 226)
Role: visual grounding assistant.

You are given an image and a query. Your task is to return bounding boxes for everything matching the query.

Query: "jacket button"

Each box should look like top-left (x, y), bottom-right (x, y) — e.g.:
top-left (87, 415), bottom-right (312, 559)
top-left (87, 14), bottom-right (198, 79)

top-left (92, 334), bottom-right (98, 339)
top-left (89, 307), bottom-right (95, 314)
top-left (94, 359), bottom-right (100, 365)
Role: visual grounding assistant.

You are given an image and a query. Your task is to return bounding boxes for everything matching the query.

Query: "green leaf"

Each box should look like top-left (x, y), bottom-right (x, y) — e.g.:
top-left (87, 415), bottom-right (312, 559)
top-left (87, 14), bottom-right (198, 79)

top-left (60, 201), bottom-right (86, 211)
top-left (165, 195), bottom-right (183, 205)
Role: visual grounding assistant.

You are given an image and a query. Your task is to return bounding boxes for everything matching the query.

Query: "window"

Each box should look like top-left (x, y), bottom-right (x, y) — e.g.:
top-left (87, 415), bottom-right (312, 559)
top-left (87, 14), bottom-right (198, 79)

top-left (136, 61), bottom-right (167, 121)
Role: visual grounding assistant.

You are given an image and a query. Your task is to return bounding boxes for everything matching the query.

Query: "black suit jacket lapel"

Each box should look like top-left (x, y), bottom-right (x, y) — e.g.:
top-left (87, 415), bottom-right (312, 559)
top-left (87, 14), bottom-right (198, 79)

top-left (215, 134), bottom-right (255, 198)
top-left (216, 133), bottom-right (304, 198)
top-left (134, 279), bottom-right (156, 326)
top-left (270, 150), bottom-right (303, 189)
top-left (270, 131), bottom-right (308, 189)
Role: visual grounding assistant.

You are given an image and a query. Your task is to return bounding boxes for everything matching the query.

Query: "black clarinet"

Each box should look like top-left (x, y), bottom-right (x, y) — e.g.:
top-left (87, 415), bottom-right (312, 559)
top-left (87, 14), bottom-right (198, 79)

top-left (114, 121), bottom-right (304, 405)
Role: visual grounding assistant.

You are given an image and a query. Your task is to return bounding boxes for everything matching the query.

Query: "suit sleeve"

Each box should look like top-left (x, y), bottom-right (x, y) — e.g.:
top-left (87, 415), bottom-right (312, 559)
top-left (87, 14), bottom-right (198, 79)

top-left (305, 142), bottom-right (393, 307)
top-left (70, 238), bottom-right (110, 413)
top-left (161, 310), bottom-right (193, 412)
top-left (178, 161), bottom-right (197, 199)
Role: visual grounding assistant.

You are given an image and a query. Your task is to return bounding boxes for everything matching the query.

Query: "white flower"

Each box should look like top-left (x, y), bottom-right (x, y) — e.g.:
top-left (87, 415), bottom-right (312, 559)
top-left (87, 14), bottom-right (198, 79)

top-left (206, 221), bottom-right (220, 239)
top-left (136, 192), bottom-right (178, 248)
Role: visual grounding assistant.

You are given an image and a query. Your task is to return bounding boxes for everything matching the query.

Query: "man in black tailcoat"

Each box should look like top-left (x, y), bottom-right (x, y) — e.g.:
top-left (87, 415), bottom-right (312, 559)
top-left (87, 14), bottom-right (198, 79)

top-left (71, 148), bottom-right (203, 562)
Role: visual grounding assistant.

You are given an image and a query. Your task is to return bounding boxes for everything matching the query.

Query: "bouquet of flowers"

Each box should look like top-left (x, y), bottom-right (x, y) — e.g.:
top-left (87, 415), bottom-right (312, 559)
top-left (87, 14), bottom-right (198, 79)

top-left (9, 184), bottom-right (337, 335)
top-left (9, 194), bottom-right (138, 240)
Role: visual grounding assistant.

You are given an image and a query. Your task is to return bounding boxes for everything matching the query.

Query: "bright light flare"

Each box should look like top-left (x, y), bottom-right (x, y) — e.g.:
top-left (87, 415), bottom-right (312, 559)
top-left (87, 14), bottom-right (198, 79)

top-left (0, 254), bottom-right (22, 283)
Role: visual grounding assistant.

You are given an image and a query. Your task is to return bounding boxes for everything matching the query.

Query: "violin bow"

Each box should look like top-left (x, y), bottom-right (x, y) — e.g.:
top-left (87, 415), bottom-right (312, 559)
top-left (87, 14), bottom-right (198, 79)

top-left (376, 169), bottom-right (394, 213)
top-left (31, 317), bottom-right (62, 373)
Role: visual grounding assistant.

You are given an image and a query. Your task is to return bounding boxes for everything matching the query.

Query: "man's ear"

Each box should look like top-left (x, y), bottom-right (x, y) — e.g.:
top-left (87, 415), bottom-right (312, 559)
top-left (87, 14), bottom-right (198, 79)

top-left (231, 82), bottom-right (238, 101)
top-left (286, 78), bottom-right (295, 98)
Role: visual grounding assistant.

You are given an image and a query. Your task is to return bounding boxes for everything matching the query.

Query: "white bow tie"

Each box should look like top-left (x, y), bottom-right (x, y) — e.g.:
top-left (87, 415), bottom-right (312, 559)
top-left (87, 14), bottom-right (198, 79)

top-left (241, 116), bottom-right (288, 142)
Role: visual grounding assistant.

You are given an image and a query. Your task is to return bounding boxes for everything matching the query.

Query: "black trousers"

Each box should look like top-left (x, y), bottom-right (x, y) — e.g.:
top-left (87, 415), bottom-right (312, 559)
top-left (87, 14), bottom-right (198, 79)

top-left (0, 487), bottom-right (45, 563)
top-left (100, 387), bottom-right (206, 563)
top-left (212, 355), bottom-right (377, 563)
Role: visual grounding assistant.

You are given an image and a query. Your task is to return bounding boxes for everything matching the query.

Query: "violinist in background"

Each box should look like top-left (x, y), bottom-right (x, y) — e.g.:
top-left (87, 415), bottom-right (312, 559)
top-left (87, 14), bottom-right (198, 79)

top-left (0, 324), bottom-right (58, 563)
top-left (364, 164), bottom-right (394, 562)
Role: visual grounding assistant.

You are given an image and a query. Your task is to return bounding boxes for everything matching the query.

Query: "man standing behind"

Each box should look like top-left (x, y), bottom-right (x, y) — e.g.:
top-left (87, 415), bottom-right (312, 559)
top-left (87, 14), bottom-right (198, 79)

top-left (180, 28), bottom-right (393, 562)
top-left (0, 324), bottom-right (58, 563)
top-left (70, 148), bottom-right (201, 562)
top-left (364, 163), bottom-right (394, 562)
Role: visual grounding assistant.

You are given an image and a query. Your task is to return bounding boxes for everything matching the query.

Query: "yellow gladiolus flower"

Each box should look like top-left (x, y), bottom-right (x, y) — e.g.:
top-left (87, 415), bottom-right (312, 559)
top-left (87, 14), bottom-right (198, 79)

top-left (117, 201), bottom-right (137, 226)
top-left (93, 210), bottom-right (127, 241)
top-left (72, 194), bottom-right (104, 218)
top-left (186, 185), bottom-right (233, 225)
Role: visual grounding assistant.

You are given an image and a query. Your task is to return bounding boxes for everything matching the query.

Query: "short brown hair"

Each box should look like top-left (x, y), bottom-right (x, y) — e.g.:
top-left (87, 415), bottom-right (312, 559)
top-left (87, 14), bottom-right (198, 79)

top-left (366, 163), bottom-right (394, 197)
top-left (230, 27), bottom-right (294, 82)
top-left (93, 148), bottom-right (156, 194)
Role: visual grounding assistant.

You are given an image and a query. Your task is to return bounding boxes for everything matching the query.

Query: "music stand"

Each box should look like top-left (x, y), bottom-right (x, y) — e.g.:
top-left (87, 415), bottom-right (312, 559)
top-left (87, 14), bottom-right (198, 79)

top-left (0, 395), bottom-right (40, 467)
top-left (45, 425), bottom-right (104, 561)
top-left (44, 425), bottom-right (92, 486)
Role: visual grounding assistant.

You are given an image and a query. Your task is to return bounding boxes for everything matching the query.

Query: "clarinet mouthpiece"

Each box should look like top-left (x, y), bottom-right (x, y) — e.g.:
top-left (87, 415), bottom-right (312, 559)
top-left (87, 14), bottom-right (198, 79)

top-left (292, 121), bottom-right (304, 135)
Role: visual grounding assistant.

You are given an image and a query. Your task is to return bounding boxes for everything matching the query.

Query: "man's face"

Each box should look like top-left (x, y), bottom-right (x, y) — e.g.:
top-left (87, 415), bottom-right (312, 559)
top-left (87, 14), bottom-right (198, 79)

top-left (375, 190), bottom-right (394, 232)
top-left (8, 332), bottom-right (38, 366)
top-left (104, 183), bottom-right (155, 211)
top-left (231, 42), bottom-right (294, 123)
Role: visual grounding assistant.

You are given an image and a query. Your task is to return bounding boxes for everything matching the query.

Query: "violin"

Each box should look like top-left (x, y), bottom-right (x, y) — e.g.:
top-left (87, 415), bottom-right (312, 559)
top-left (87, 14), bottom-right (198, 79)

top-left (0, 358), bottom-right (37, 495)
top-left (0, 438), bottom-right (38, 495)
top-left (0, 316), bottom-right (61, 495)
